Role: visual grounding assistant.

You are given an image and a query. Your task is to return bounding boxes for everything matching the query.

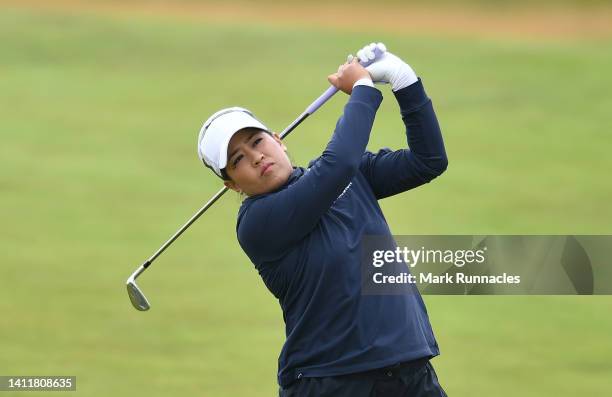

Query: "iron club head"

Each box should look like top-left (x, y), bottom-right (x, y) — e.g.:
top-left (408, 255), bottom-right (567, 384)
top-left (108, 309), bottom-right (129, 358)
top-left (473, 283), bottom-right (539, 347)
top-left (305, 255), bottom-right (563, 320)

top-left (127, 279), bottom-right (150, 311)
top-left (126, 261), bottom-right (151, 311)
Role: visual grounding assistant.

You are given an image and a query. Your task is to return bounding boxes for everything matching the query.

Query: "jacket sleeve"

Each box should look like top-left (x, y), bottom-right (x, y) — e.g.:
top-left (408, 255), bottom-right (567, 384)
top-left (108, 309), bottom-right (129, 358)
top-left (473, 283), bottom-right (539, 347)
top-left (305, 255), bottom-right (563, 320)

top-left (238, 86), bottom-right (383, 263)
top-left (359, 78), bottom-right (448, 200)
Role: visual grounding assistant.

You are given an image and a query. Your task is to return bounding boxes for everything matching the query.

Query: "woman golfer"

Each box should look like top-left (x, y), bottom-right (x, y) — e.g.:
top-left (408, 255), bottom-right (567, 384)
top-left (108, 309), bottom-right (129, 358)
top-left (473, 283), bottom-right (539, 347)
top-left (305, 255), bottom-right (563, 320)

top-left (198, 43), bottom-right (448, 397)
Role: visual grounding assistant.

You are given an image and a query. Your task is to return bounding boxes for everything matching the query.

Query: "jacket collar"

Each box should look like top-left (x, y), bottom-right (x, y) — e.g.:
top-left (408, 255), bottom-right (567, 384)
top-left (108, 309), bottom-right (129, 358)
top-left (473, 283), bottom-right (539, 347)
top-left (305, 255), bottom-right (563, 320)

top-left (242, 166), bottom-right (304, 203)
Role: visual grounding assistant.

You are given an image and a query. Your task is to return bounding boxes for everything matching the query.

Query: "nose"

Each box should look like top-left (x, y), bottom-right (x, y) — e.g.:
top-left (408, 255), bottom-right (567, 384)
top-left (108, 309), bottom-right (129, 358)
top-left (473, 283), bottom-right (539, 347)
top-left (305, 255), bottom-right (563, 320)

top-left (251, 151), bottom-right (264, 167)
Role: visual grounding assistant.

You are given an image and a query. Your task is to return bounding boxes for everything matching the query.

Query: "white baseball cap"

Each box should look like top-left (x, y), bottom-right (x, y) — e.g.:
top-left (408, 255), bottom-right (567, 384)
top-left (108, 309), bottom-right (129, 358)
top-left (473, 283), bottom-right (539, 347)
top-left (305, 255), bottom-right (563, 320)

top-left (197, 107), bottom-right (270, 178)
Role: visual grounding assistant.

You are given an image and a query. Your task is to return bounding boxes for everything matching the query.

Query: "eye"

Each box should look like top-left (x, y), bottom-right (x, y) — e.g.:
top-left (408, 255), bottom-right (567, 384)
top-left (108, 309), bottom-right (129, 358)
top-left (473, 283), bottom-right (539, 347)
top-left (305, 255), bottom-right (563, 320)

top-left (232, 154), bottom-right (243, 167)
top-left (253, 137), bottom-right (263, 146)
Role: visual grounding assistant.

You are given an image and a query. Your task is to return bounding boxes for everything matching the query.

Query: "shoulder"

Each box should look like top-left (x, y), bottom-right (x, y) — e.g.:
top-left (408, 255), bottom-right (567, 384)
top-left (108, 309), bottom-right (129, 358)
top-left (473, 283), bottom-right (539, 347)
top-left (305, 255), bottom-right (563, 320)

top-left (237, 196), bottom-right (270, 237)
top-left (236, 166), bottom-right (308, 237)
top-left (235, 197), bottom-right (271, 262)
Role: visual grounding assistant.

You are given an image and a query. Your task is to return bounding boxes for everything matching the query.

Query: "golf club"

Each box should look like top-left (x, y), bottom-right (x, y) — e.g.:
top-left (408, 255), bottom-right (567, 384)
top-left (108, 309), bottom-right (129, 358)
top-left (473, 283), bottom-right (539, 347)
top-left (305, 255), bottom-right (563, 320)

top-left (126, 45), bottom-right (386, 311)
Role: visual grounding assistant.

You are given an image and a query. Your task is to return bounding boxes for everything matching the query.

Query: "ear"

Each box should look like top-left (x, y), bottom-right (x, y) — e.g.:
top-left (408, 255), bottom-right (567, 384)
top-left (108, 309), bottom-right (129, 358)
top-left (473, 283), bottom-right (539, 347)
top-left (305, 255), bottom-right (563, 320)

top-left (272, 132), bottom-right (287, 151)
top-left (223, 180), bottom-right (242, 193)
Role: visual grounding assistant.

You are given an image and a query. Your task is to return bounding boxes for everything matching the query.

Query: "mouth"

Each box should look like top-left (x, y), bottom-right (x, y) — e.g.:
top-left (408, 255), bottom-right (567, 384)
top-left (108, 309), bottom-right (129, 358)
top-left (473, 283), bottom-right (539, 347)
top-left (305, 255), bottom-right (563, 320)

top-left (260, 163), bottom-right (274, 176)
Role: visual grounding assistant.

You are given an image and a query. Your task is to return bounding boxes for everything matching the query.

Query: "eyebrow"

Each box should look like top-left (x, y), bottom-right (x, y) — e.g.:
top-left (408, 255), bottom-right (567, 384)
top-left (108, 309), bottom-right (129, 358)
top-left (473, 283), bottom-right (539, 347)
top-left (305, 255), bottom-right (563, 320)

top-left (228, 130), bottom-right (261, 161)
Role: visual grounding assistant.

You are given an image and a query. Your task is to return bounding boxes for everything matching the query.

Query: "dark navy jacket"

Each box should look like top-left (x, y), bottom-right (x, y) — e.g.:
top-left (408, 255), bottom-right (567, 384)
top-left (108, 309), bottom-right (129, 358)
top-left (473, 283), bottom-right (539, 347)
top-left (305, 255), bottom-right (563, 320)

top-left (236, 79), bottom-right (448, 387)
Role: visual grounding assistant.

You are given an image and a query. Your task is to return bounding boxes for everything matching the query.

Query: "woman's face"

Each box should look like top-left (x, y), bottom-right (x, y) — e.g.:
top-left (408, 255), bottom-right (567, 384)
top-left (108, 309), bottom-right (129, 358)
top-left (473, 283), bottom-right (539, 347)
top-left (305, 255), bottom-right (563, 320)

top-left (223, 128), bottom-right (293, 196)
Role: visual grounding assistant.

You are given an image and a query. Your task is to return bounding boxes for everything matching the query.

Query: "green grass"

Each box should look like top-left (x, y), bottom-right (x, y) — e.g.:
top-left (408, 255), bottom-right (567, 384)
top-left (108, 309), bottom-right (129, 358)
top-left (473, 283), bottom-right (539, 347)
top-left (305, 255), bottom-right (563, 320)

top-left (1, 5), bottom-right (611, 397)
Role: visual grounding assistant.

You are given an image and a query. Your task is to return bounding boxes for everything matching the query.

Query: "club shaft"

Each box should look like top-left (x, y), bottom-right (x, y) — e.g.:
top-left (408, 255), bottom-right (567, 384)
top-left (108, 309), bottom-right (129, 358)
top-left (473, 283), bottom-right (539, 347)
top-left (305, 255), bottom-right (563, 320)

top-left (279, 112), bottom-right (309, 140)
top-left (146, 186), bottom-right (229, 265)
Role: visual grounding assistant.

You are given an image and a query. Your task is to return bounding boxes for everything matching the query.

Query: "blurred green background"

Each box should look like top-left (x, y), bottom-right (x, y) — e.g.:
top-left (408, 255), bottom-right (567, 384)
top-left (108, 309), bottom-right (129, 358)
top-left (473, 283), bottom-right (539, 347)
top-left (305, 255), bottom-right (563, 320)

top-left (1, 1), bottom-right (611, 396)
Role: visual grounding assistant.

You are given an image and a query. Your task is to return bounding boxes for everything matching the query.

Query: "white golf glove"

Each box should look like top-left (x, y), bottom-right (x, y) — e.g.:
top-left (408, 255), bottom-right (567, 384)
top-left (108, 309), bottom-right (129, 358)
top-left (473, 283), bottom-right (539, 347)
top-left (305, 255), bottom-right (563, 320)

top-left (348, 43), bottom-right (418, 92)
